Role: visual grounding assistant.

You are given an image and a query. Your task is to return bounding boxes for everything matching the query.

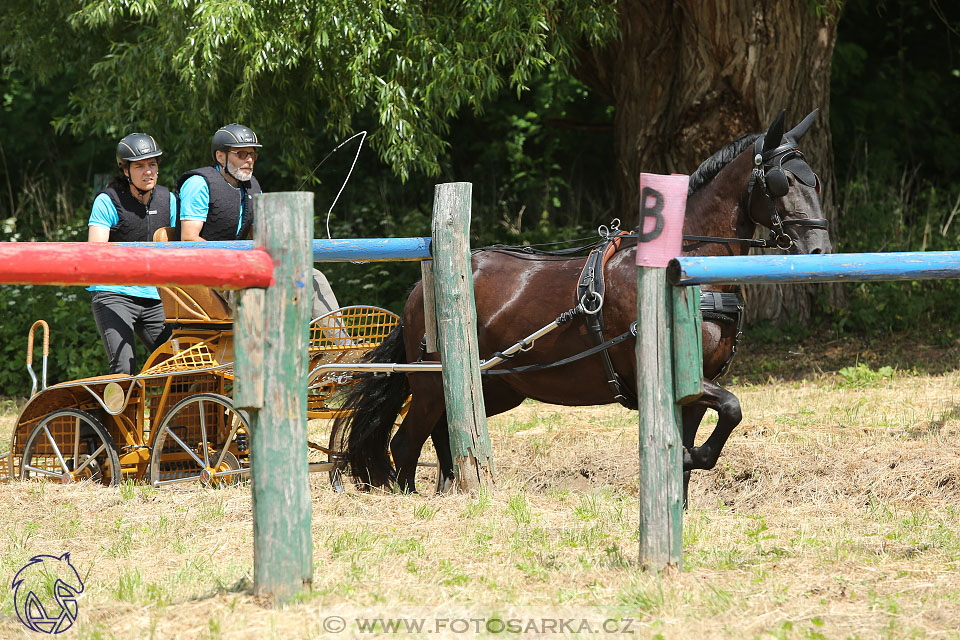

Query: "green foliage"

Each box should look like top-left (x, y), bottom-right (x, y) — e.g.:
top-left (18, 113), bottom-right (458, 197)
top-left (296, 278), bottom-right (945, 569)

top-left (836, 362), bottom-right (896, 387)
top-left (316, 68), bottom-right (614, 311)
top-left (827, 0), bottom-right (960, 335)
top-left (0, 67), bottom-right (103, 241)
top-left (2, 0), bottom-right (618, 183)
top-left (2, 0), bottom-right (960, 394)
top-left (828, 174), bottom-right (960, 334)
top-left (831, 0), bottom-right (960, 186)
top-left (0, 285), bottom-right (105, 397)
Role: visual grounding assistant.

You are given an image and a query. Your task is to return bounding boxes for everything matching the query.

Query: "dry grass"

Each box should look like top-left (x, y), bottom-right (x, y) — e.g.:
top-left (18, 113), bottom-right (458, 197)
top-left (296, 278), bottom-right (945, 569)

top-left (1, 365), bottom-right (960, 639)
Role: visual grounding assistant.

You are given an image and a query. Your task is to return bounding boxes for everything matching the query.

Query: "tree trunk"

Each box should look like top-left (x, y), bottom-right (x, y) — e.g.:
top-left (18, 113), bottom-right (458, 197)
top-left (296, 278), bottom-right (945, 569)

top-left (582, 0), bottom-right (844, 323)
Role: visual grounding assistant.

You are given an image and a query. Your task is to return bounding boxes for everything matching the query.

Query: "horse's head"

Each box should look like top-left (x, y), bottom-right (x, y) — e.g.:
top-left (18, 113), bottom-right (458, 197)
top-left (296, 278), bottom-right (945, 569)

top-left (747, 110), bottom-right (832, 255)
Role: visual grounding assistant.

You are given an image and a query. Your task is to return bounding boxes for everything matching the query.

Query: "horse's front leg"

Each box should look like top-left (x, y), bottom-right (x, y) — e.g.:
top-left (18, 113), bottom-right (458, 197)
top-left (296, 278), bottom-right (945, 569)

top-left (685, 379), bottom-right (742, 471)
top-left (681, 402), bottom-right (709, 507)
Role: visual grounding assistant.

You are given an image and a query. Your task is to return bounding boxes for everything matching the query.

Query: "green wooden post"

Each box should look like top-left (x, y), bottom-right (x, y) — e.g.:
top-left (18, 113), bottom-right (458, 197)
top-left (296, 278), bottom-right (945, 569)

top-left (430, 182), bottom-right (493, 492)
top-left (636, 268), bottom-right (684, 571)
top-left (234, 192), bottom-right (313, 604)
top-left (670, 283), bottom-right (703, 511)
top-left (671, 285), bottom-right (703, 405)
top-left (421, 259), bottom-right (438, 353)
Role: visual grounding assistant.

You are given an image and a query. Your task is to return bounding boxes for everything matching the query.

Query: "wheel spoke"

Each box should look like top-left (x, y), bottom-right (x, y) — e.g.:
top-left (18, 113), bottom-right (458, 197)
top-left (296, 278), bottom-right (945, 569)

top-left (43, 425), bottom-right (70, 473)
top-left (72, 416), bottom-right (81, 464)
top-left (212, 413), bottom-right (242, 470)
top-left (155, 474), bottom-right (203, 486)
top-left (198, 400), bottom-right (210, 468)
top-left (72, 443), bottom-right (107, 474)
top-left (164, 429), bottom-right (206, 468)
top-left (211, 468), bottom-right (249, 479)
top-left (150, 395), bottom-right (249, 490)
top-left (23, 464), bottom-right (63, 478)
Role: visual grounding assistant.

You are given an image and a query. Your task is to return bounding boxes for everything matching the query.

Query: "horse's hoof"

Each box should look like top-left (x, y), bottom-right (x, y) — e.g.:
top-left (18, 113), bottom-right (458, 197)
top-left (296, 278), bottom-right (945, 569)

top-left (687, 446), bottom-right (718, 470)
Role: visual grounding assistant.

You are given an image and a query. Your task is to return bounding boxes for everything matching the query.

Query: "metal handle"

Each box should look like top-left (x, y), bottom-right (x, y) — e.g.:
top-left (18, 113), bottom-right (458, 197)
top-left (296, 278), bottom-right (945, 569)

top-left (26, 320), bottom-right (50, 395)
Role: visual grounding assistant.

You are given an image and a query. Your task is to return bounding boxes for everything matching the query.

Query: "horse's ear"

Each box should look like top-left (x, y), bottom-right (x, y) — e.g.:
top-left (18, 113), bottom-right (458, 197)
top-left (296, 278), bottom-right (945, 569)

top-left (762, 110), bottom-right (786, 155)
top-left (785, 108), bottom-right (819, 142)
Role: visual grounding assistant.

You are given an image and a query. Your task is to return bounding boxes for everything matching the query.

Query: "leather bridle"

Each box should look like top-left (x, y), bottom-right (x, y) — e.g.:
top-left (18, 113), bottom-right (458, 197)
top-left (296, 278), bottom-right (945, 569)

top-left (745, 135), bottom-right (829, 253)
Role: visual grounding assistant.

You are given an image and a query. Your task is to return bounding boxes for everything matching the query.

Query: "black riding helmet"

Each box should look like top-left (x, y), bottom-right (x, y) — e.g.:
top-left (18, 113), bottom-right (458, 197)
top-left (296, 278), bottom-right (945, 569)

top-left (211, 123), bottom-right (262, 162)
top-left (116, 133), bottom-right (162, 169)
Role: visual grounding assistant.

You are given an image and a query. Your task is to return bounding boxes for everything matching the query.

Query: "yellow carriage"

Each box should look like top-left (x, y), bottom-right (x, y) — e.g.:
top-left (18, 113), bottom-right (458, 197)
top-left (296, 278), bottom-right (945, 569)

top-left (6, 282), bottom-right (399, 489)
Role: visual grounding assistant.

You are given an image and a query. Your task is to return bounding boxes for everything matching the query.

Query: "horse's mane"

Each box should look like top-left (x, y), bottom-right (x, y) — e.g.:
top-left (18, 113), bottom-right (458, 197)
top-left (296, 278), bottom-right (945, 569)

top-left (688, 133), bottom-right (760, 194)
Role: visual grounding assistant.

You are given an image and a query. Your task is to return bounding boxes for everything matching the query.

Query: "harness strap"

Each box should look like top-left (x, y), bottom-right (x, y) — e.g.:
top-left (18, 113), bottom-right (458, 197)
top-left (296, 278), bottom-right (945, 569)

top-left (700, 289), bottom-right (745, 380)
top-left (682, 234), bottom-right (769, 248)
top-left (575, 231), bottom-right (637, 410)
top-left (700, 291), bottom-right (744, 313)
top-left (483, 323), bottom-right (637, 376)
top-left (782, 218), bottom-right (828, 228)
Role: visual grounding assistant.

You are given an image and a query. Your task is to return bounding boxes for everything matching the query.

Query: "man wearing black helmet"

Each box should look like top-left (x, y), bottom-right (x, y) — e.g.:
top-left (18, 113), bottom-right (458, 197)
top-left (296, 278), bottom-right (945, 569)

top-left (177, 123), bottom-right (261, 242)
top-left (177, 123), bottom-right (340, 317)
top-left (87, 133), bottom-right (176, 374)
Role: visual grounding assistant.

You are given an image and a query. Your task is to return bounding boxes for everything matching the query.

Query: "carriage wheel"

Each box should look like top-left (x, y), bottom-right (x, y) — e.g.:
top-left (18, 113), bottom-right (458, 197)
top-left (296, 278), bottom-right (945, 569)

top-left (327, 397), bottom-right (441, 494)
top-left (20, 409), bottom-right (121, 486)
top-left (149, 393), bottom-right (249, 488)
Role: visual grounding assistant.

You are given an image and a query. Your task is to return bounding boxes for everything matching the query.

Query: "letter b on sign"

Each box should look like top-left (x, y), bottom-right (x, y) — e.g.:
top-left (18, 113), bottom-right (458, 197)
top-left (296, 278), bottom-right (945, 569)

top-left (638, 187), bottom-right (664, 242)
top-left (635, 174), bottom-right (688, 268)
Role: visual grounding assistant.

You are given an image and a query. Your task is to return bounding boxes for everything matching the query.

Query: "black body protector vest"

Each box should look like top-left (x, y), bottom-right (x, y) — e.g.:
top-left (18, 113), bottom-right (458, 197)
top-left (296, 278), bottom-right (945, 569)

top-left (176, 166), bottom-right (260, 241)
top-left (100, 184), bottom-right (171, 242)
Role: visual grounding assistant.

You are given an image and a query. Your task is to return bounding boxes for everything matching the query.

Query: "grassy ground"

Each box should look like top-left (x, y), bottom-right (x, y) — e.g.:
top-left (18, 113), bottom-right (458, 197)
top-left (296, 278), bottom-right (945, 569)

top-left (1, 331), bottom-right (959, 639)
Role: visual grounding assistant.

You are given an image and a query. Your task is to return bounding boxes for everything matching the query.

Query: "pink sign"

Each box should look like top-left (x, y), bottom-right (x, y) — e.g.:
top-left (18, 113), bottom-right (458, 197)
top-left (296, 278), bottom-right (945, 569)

top-left (635, 173), bottom-right (688, 268)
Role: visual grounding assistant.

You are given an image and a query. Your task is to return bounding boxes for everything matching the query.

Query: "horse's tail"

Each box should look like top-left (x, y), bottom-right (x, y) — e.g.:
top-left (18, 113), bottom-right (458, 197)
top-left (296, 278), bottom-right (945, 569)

top-left (333, 324), bottom-right (409, 488)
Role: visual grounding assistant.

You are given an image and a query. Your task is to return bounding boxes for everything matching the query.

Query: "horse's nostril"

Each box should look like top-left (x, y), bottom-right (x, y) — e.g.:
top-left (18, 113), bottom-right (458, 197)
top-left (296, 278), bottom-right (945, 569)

top-left (809, 248), bottom-right (823, 254)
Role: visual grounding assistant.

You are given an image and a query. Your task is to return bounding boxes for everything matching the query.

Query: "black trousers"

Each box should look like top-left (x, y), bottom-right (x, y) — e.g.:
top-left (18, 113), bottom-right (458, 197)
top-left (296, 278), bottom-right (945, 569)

top-left (91, 292), bottom-right (171, 375)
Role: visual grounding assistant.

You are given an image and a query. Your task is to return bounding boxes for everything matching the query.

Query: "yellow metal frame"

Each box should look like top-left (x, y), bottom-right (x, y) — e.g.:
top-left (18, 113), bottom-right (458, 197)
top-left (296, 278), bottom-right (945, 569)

top-left (307, 306), bottom-right (400, 419)
top-left (9, 301), bottom-right (399, 483)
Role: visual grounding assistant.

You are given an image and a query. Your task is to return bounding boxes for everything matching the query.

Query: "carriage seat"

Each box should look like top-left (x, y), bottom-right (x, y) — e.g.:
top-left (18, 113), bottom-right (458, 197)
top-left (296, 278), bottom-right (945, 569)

top-left (152, 227), bottom-right (233, 324)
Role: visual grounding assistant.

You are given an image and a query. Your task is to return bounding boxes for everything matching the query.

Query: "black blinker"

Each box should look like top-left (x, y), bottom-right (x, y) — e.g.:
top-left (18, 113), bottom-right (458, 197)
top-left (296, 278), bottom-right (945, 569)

top-left (782, 157), bottom-right (818, 188)
top-left (765, 169), bottom-right (789, 198)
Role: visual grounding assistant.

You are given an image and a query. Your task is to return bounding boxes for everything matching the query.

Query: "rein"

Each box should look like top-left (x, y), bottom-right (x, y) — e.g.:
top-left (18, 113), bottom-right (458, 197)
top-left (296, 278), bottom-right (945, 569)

top-left (482, 323), bottom-right (637, 375)
top-left (450, 135), bottom-right (830, 396)
top-left (486, 229), bottom-right (802, 258)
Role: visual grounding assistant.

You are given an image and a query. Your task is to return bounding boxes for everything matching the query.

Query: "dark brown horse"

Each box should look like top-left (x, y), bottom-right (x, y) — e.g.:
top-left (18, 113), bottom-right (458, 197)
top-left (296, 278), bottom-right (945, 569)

top-left (335, 110), bottom-right (832, 494)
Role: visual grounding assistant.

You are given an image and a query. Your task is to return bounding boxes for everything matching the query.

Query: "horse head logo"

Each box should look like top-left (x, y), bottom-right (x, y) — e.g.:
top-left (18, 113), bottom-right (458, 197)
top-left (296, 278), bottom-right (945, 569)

top-left (11, 553), bottom-right (84, 634)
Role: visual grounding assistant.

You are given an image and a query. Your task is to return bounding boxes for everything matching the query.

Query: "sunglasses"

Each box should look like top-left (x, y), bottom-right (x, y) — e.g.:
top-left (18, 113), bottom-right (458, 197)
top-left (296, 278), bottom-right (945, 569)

top-left (229, 149), bottom-right (259, 161)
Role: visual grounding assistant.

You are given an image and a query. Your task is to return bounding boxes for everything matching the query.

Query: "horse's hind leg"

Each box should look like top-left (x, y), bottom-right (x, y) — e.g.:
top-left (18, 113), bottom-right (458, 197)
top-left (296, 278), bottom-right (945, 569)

top-left (431, 383), bottom-right (525, 494)
top-left (391, 389), bottom-right (444, 493)
top-left (430, 421), bottom-right (456, 493)
top-left (685, 380), bottom-right (742, 472)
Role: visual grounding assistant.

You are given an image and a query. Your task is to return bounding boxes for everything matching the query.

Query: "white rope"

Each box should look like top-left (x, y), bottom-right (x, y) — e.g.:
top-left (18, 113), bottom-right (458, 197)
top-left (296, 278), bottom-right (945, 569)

top-left (297, 130), bottom-right (368, 239)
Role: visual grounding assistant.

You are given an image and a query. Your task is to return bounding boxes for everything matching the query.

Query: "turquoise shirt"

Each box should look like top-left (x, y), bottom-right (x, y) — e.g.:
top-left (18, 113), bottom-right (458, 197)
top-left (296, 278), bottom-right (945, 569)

top-left (86, 191), bottom-right (178, 299)
top-left (179, 168), bottom-right (246, 237)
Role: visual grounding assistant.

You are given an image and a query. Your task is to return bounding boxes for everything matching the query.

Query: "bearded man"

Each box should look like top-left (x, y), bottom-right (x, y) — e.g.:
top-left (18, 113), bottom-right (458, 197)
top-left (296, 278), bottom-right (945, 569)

top-left (177, 123), bottom-right (340, 316)
top-left (177, 123), bottom-right (262, 242)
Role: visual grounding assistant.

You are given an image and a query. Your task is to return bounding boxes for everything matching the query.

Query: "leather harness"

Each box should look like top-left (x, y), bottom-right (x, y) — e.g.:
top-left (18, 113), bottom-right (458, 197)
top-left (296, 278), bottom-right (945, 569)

top-left (575, 231), bottom-right (638, 409)
top-left (699, 290), bottom-right (746, 379)
top-left (573, 233), bottom-right (747, 407)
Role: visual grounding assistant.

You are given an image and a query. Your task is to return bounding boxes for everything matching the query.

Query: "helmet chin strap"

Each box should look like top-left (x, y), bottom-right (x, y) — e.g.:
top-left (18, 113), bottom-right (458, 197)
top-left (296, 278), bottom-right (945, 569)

top-left (226, 164), bottom-right (245, 183)
top-left (219, 152), bottom-right (248, 184)
top-left (125, 168), bottom-right (153, 199)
